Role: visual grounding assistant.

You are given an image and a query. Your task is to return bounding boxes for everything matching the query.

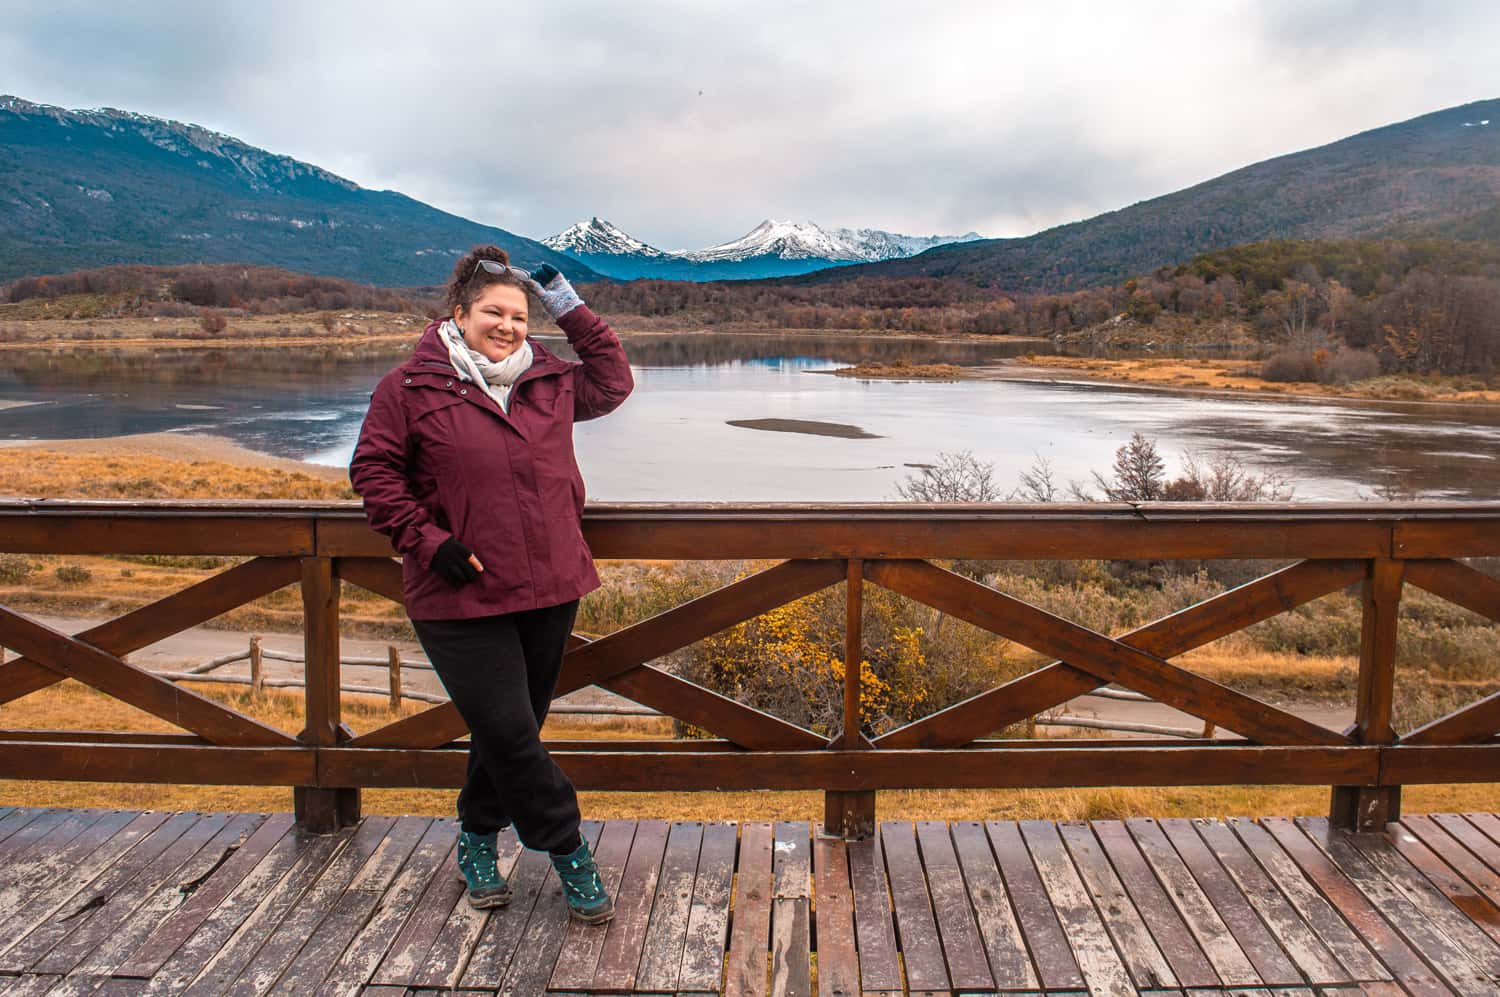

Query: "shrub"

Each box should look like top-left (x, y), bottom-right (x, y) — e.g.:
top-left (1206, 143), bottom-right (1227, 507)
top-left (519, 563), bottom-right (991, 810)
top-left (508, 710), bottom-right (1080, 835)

top-left (54, 564), bottom-right (93, 585)
top-left (198, 310), bottom-right (228, 334)
top-left (1321, 349), bottom-right (1381, 384)
top-left (0, 554), bottom-right (39, 583)
top-left (1261, 350), bottom-right (1318, 382)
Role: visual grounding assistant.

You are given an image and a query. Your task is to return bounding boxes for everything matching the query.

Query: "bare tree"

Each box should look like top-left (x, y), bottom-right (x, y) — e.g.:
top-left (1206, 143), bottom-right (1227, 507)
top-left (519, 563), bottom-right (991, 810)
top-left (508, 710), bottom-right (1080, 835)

top-left (1010, 453), bottom-right (1060, 502)
top-left (893, 450), bottom-right (1001, 502)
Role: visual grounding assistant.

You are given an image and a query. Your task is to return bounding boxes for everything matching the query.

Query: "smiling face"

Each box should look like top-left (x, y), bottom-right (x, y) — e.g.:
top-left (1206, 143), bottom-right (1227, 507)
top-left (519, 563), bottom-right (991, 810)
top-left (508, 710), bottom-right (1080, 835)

top-left (456, 283), bottom-right (529, 362)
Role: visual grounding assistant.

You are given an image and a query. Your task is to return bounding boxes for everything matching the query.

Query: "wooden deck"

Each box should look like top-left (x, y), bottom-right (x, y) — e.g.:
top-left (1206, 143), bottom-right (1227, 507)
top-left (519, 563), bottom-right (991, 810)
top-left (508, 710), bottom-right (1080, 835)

top-left (2, 811), bottom-right (1500, 996)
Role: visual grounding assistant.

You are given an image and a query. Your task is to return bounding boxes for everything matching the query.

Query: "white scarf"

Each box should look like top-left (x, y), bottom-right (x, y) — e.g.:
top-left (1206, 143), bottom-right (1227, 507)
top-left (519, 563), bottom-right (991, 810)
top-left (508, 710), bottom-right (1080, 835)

top-left (439, 319), bottom-right (534, 413)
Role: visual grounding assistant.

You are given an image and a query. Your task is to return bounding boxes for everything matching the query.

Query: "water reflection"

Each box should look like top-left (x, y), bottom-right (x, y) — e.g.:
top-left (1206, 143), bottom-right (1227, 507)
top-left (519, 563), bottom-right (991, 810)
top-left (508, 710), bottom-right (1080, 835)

top-left (0, 332), bottom-right (1495, 501)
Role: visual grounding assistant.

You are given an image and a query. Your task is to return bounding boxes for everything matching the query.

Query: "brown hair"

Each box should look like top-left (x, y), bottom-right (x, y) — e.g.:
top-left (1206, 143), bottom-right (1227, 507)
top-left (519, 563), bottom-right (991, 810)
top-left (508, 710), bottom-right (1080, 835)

top-left (444, 245), bottom-right (530, 317)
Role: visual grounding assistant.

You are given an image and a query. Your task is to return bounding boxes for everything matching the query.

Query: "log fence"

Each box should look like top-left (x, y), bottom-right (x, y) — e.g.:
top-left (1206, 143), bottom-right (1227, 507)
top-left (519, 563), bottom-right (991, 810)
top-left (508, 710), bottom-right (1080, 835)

top-left (0, 499), bottom-right (1496, 836)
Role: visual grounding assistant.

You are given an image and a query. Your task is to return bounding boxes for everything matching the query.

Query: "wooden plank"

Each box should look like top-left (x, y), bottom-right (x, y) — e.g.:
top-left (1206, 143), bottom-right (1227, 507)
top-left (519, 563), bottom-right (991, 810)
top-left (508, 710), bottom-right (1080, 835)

top-left (0, 809), bottom-right (181, 972)
top-left (455, 836), bottom-right (552, 990)
top-left (223, 814), bottom-right (397, 995)
top-left (147, 821), bottom-right (347, 994)
top-left (410, 826), bottom-right (523, 990)
top-left (592, 818), bottom-right (671, 992)
top-left (1020, 819), bottom-right (1135, 995)
top-left (1158, 817), bottom-right (1304, 985)
top-left (266, 891), bottom-right (384, 996)
top-left (985, 820), bottom-right (1085, 990)
top-left (576, 502), bottom-right (1402, 560)
top-left (0, 556), bottom-right (300, 707)
top-left (914, 821), bottom-right (993, 991)
top-left (950, 819), bottom-right (1037, 989)
top-left (1057, 820), bottom-right (1177, 990)
top-left (369, 837), bottom-right (466, 987)
top-left (811, 825), bottom-right (858, 997)
top-left (318, 818), bottom-right (457, 995)
top-left (501, 820), bottom-right (608, 997)
top-left (1465, 812), bottom-right (1500, 851)
top-left (0, 742), bottom-right (314, 785)
top-left (1124, 817), bottom-right (1260, 986)
top-left (600, 665), bottom-right (826, 749)
top-left (1225, 817), bottom-right (1389, 982)
top-left (677, 821), bottom-right (736, 993)
top-left (1403, 558), bottom-right (1500, 624)
top-left (769, 821), bottom-right (812, 997)
top-left (1426, 814), bottom-right (1500, 908)
top-left (634, 820), bottom-right (703, 993)
top-left (1259, 816), bottom-right (1467, 996)
top-left (0, 506), bottom-right (316, 557)
top-left (877, 822), bottom-right (947, 993)
top-left (1386, 817), bottom-right (1500, 945)
top-left (845, 823), bottom-right (901, 994)
top-left (72, 813), bottom-right (264, 979)
top-left (0, 807), bottom-right (42, 848)
top-left (22, 812), bottom-right (223, 976)
top-left (1093, 823), bottom-right (1224, 988)
top-left (0, 974), bottom-right (62, 996)
top-left (724, 821), bottom-right (773, 997)
top-left (1191, 817), bottom-right (1346, 984)
top-left (321, 743), bottom-right (1381, 791)
top-left (1311, 816), bottom-right (1500, 978)
top-left (0, 605), bottom-right (296, 746)
top-left (878, 558), bottom-right (1365, 748)
top-left (865, 558), bottom-right (1349, 746)
top-left (545, 819), bottom-right (637, 991)
top-left (0, 809), bottom-right (139, 930)
top-left (335, 556), bottom-right (405, 603)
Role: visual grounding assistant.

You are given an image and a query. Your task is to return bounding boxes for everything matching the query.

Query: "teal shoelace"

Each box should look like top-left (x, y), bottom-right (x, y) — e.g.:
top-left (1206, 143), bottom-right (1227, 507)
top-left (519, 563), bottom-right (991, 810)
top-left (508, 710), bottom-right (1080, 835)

top-left (463, 834), bottom-right (500, 885)
top-left (556, 854), bottom-right (605, 902)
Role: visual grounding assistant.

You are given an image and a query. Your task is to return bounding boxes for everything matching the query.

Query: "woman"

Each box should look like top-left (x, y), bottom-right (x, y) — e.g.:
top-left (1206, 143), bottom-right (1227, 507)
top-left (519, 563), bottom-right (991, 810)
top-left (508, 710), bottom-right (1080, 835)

top-left (350, 245), bottom-right (633, 923)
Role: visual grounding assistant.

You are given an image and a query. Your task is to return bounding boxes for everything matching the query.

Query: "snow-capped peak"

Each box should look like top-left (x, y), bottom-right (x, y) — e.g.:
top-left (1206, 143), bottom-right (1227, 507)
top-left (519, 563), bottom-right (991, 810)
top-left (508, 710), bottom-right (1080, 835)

top-left (542, 217), bottom-right (668, 258)
top-left (683, 219), bottom-right (983, 263)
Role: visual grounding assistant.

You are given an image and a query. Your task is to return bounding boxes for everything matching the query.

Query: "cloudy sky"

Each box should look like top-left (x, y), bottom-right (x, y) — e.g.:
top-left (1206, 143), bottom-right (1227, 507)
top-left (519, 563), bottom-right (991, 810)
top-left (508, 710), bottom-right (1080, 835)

top-left (3, 0), bottom-right (1498, 250)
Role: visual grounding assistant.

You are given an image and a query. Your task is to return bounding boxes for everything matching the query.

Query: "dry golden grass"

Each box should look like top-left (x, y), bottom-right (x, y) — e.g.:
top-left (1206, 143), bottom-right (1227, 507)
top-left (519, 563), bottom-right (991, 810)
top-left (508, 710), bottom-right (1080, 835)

top-left (1007, 355), bottom-right (1500, 404)
top-left (0, 310), bottom-right (426, 351)
top-left (0, 448), bottom-right (353, 500)
top-left (6, 677), bottom-right (1500, 822)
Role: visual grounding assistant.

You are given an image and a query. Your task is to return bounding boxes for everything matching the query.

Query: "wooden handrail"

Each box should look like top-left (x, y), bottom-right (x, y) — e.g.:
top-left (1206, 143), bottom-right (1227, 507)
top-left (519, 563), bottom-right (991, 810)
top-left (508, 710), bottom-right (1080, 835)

top-left (0, 499), bottom-right (1496, 834)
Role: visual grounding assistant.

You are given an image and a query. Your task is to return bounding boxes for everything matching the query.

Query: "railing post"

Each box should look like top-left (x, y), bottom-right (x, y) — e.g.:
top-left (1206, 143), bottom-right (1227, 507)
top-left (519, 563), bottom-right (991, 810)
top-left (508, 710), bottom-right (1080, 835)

top-left (826, 558), bottom-right (875, 839)
top-left (295, 556), bottom-right (359, 832)
top-left (388, 645), bottom-right (402, 710)
top-left (249, 635), bottom-right (263, 694)
top-left (1330, 556), bottom-right (1404, 831)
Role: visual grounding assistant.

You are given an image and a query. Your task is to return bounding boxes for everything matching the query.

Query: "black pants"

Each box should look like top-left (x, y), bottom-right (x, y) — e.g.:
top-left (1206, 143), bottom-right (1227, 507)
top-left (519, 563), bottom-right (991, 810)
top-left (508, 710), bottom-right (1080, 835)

top-left (412, 600), bottom-right (582, 853)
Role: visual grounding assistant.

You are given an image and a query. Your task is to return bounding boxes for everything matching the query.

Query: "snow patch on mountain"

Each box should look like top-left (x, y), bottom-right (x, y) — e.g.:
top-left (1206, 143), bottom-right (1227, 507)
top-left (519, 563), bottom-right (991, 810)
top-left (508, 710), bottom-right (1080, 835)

top-left (543, 217), bottom-right (670, 258)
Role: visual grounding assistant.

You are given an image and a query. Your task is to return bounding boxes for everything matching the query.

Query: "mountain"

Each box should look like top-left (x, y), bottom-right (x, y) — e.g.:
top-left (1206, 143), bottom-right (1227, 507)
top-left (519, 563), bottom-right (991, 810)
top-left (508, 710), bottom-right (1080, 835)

top-left (798, 98), bottom-right (1500, 291)
top-left (542, 216), bottom-right (982, 281)
top-left (0, 96), bottom-right (598, 286)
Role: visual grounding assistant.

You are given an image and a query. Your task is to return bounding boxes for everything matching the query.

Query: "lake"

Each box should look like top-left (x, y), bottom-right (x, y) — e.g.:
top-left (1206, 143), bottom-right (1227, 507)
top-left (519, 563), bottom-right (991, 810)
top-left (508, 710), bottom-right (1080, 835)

top-left (1, 332), bottom-right (1496, 501)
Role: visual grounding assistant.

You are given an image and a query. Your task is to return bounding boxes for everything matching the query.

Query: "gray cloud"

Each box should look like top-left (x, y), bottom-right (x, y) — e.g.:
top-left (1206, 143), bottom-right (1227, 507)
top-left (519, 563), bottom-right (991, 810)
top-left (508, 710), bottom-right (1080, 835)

top-left (2, 0), bottom-right (1498, 250)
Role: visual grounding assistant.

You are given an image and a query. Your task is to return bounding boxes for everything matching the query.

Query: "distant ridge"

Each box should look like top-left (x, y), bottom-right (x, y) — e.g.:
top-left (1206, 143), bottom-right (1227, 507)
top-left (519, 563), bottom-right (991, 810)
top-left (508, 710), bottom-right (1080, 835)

top-left (543, 216), bottom-right (983, 281)
top-left (0, 96), bottom-right (599, 286)
top-left (799, 99), bottom-right (1500, 291)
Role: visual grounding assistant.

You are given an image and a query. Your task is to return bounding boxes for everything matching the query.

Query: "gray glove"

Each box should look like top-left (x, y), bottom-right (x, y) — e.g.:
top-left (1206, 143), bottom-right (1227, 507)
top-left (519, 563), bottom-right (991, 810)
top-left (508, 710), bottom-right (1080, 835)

top-left (512, 264), bottom-right (584, 320)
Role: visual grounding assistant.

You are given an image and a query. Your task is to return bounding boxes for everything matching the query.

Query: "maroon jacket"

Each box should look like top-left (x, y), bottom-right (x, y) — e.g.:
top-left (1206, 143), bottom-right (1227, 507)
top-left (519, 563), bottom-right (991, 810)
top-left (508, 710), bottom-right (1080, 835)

top-left (350, 305), bottom-right (633, 619)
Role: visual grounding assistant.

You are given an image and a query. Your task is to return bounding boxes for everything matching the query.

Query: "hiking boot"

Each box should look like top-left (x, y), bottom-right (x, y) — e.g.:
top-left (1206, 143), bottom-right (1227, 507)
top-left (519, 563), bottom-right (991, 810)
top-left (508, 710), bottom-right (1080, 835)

top-left (456, 830), bottom-right (512, 908)
top-left (550, 839), bottom-right (614, 924)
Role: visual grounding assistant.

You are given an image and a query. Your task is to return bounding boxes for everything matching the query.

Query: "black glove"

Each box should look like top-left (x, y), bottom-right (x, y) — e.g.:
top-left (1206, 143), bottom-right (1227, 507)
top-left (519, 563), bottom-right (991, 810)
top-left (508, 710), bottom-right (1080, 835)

top-left (431, 537), bottom-right (481, 587)
top-left (530, 264), bottom-right (561, 284)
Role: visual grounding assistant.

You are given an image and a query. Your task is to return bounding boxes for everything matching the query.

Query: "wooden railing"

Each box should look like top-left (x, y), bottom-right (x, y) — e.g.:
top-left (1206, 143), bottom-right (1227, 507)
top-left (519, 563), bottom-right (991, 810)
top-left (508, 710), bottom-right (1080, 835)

top-left (1, 500), bottom-right (1496, 835)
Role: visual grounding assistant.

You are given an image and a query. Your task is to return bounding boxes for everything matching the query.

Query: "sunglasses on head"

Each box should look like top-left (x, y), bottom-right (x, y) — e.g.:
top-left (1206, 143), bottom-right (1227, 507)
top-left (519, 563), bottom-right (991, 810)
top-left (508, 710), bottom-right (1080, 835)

top-left (469, 259), bottom-right (529, 282)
